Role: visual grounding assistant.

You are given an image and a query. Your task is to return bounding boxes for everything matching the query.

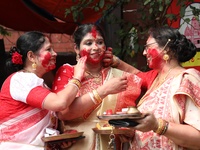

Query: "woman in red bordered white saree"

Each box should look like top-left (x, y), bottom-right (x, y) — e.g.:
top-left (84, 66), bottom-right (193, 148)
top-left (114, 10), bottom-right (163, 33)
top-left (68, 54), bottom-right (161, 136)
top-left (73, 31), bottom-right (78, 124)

top-left (109, 26), bottom-right (200, 149)
top-left (0, 31), bottom-right (86, 150)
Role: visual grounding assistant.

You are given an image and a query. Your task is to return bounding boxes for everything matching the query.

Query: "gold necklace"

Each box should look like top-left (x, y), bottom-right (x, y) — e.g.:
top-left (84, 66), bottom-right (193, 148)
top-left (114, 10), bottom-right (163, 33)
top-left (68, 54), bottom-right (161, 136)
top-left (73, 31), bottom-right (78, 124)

top-left (86, 71), bottom-right (101, 78)
top-left (161, 68), bottom-right (173, 82)
top-left (85, 71), bottom-right (102, 86)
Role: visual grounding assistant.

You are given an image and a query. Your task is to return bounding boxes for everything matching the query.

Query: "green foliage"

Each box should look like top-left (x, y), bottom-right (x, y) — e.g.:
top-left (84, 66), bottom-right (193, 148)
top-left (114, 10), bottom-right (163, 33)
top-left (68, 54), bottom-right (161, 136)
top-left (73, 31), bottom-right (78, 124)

top-left (190, 5), bottom-right (200, 21)
top-left (64, 0), bottom-right (116, 22)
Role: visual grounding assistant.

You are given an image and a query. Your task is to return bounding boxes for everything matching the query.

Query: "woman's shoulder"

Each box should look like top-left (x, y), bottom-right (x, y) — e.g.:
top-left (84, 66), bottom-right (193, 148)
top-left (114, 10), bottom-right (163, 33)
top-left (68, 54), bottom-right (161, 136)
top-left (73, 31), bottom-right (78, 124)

top-left (57, 63), bottom-right (74, 72)
top-left (63, 63), bottom-right (74, 67)
top-left (182, 68), bottom-right (200, 80)
top-left (11, 72), bottom-right (44, 87)
top-left (184, 68), bottom-right (200, 74)
top-left (55, 63), bottom-right (74, 77)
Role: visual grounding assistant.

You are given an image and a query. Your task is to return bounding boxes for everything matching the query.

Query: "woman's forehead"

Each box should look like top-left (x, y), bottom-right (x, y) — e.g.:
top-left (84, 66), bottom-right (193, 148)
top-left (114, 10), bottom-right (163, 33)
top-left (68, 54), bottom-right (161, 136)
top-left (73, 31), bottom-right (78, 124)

top-left (146, 36), bottom-right (156, 44)
top-left (82, 32), bottom-right (103, 40)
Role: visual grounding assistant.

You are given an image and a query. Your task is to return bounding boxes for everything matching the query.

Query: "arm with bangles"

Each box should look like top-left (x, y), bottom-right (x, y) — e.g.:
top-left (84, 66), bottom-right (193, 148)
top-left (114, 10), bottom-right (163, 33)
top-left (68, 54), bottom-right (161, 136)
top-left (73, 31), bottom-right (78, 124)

top-left (156, 117), bottom-right (200, 149)
top-left (165, 122), bottom-right (200, 149)
top-left (57, 76), bottom-right (128, 120)
top-left (42, 57), bottom-right (86, 112)
top-left (131, 112), bottom-right (200, 149)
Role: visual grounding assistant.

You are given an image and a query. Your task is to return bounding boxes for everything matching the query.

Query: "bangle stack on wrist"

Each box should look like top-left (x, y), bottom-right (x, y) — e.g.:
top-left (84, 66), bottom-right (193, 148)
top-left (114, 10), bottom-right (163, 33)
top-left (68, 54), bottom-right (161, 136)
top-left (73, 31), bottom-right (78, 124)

top-left (111, 55), bottom-right (120, 68)
top-left (89, 89), bottom-right (102, 104)
top-left (68, 78), bottom-right (81, 90)
top-left (153, 118), bottom-right (169, 135)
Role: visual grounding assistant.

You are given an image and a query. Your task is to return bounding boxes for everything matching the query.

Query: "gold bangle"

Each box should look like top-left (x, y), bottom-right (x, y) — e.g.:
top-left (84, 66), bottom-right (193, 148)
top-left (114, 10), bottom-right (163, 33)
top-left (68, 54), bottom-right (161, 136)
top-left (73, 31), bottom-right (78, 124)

top-left (89, 92), bottom-right (98, 104)
top-left (154, 118), bottom-right (167, 135)
top-left (161, 122), bottom-right (169, 135)
top-left (111, 55), bottom-right (120, 68)
top-left (68, 78), bottom-right (81, 89)
top-left (92, 89), bottom-right (102, 104)
top-left (72, 76), bottom-right (81, 83)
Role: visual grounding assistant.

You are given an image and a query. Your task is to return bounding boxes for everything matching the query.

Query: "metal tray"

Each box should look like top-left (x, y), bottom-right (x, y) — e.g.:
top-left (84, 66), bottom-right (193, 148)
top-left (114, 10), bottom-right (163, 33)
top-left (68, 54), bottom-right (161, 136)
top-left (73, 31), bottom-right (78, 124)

top-left (92, 128), bottom-right (133, 134)
top-left (42, 132), bottom-right (84, 142)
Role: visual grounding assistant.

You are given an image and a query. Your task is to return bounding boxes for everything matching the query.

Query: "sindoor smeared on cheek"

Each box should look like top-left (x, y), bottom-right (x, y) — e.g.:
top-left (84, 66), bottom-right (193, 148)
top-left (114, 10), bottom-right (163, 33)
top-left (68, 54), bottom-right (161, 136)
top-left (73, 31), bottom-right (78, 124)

top-left (148, 48), bottom-right (162, 69)
top-left (41, 52), bottom-right (54, 71)
top-left (80, 49), bottom-right (103, 64)
top-left (80, 49), bottom-right (89, 58)
top-left (80, 49), bottom-right (96, 63)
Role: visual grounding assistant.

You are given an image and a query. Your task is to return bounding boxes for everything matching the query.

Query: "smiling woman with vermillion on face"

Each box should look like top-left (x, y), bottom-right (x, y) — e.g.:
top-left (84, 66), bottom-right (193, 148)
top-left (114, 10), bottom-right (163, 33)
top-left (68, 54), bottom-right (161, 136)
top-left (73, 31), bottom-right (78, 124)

top-left (79, 30), bottom-right (105, 64)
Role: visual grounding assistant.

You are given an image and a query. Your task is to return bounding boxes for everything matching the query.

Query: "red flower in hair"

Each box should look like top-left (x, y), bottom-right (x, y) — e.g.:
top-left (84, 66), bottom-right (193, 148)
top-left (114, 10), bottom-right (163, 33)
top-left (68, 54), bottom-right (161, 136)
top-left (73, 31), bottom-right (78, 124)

top-left (12, 52), bottom-right (23, 65)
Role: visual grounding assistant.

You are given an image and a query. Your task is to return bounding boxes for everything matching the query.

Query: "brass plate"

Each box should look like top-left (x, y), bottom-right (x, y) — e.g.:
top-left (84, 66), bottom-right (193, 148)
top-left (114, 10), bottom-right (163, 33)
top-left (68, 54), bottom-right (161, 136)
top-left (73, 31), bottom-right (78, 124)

top-left (42, 132), bottom-right (84, 142)
top-left (92, 128), bottom-right (132, 134)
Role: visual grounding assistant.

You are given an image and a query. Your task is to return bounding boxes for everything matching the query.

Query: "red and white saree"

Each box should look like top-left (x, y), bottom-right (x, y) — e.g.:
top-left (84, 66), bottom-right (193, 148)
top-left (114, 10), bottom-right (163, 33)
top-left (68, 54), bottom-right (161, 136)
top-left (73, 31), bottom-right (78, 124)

top-left (130, 68), bottom-right (200, 150)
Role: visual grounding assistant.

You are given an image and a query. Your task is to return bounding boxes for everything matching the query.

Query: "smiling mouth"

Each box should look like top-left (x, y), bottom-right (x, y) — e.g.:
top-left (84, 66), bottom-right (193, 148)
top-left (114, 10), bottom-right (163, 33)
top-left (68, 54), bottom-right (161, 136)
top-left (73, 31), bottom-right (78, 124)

top-left (90, 51), bottom-right (102, 55)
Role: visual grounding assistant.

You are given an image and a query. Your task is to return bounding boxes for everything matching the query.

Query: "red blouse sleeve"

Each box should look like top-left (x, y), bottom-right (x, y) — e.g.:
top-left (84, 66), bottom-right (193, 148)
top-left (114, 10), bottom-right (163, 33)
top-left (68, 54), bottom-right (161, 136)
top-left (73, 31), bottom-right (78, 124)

top-left (137, 70), bottom-right (157, 90)
top-left (27, 87), bottom-right (51, 108)
top-left (52, 64), bottom-right (74, 93)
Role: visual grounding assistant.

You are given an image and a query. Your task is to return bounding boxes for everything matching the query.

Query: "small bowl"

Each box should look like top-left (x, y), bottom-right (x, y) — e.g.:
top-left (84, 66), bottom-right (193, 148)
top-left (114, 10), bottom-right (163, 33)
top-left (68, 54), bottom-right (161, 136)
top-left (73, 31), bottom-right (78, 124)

top-left (127, 106), bottom-right (140, 114)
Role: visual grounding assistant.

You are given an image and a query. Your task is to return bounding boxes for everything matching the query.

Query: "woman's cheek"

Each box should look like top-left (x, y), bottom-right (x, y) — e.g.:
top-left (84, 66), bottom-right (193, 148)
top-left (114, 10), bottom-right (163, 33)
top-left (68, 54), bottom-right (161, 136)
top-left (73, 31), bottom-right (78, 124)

top-left (40, 52), bottom-right (56, 71)
top-left (41, 53), bottom-right (51, 67)
top-left (148, 49), bottom-right (158, 59)
top-left (148, 48), bottom-right (162, 69)
top-left (80, 49), bottom-right (89, 57)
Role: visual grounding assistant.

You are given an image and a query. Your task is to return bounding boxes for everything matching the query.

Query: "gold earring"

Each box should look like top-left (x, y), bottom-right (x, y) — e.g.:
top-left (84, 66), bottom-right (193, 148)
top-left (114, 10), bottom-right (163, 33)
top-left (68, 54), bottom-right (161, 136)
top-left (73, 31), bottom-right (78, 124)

top-left (163, 51), bottom-right (169, 63)
top-left (32, 62), bottom-right (37, 70)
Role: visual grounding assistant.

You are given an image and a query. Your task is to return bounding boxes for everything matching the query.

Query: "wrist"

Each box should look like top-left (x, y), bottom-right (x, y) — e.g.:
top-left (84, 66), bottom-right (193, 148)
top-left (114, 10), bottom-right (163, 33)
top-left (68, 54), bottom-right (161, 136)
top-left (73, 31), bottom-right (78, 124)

top-left (111, 55), bottom-right (120, 68)
top-left (153, 118), bottom-right (169, 135)
top-left (97, 86), bottom-right (108, 98)
top-left (89, 89), bottom-right (103, 105)
top-left (72, 76), bottom-right (82, 82)
top-left (68, 78), bottom-right (81, 89)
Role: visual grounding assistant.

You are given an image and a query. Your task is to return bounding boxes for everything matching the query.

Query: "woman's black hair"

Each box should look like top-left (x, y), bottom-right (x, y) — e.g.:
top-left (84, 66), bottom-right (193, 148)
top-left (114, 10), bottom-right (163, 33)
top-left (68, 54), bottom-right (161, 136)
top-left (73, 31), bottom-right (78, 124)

top-left (72, 23), bottom-right (106, 49)
top-left (148, 26), bottom-right (197, 63)
top-left (5, 31), bottom-right (46, 75)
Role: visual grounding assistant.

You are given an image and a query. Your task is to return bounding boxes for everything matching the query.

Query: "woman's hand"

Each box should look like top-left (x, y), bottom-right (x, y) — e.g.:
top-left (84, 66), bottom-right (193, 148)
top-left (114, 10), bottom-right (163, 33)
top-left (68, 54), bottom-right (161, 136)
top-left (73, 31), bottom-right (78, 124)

top-left (101, 76), bottom-right (128, 95)
top-left (73, 56), bottom-right (87, 80)
top-left (103, 47), bottom-right (113, 67)
top-left (131, 113), bottom-right (158, 132)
